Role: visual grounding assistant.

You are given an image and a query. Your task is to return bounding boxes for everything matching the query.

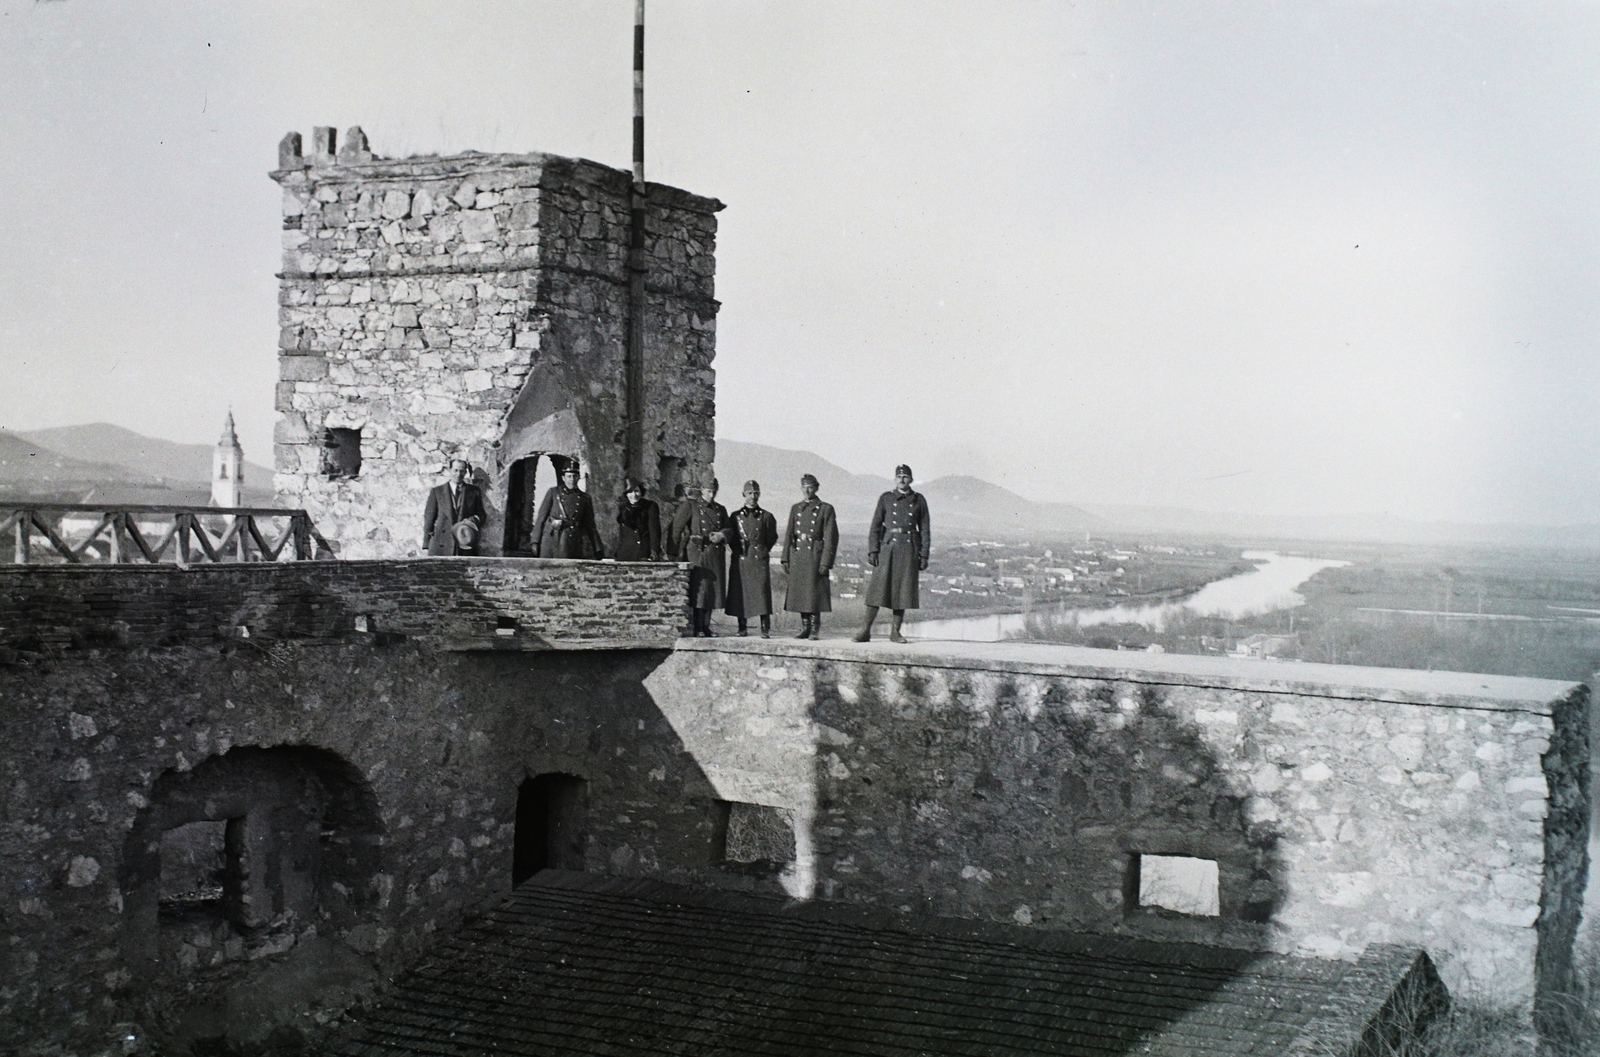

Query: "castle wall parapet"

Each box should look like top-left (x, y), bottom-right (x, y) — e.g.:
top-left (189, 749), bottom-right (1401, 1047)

top-left (0, 558), bottom-right (688, 655)
top-left (649, 639), bottom-right (1590, 1022)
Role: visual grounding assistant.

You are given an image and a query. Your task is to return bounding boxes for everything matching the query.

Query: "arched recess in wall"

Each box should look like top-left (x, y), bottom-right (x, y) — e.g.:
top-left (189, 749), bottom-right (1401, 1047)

top-left (119, 746), bottom-right (385, 973)
top-left (496, 386), bottom-right (592, 556)
top-left (512, 773), bottom-right (588, 885)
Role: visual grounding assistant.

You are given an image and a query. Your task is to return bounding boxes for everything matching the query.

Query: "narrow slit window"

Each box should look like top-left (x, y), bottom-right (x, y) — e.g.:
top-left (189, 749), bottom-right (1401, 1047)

top-left (1136, 854), bottom-right (1220, 916)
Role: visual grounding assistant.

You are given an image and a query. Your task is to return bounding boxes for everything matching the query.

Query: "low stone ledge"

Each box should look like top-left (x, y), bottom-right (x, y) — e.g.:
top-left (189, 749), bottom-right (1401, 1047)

top-left (0, 558), bottom-right (689, 653)
top-left (672, 636), bottom-right (1582, 712)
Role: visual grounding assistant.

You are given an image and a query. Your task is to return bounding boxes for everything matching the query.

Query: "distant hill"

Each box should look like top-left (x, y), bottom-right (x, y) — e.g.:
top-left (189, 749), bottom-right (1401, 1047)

top-left (712, 440), bottom-right (893, 518)
top-left (916, 475), bottom-right (1101, 539)
top-left (0, 425), bottom-right (275, 505)
top-left (0, 431), bottom-right (164, 490)
top-left (714, 441), bottom-right (1101, 539)
top-left (19, 423), bottom-right (275, 490)
top-left (716, 439), bottom-right (1600, 546)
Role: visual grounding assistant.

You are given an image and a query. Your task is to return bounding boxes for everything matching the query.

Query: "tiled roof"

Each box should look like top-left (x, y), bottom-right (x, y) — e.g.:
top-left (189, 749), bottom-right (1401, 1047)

top-left (332, 873), bottom-right (1444, 1057)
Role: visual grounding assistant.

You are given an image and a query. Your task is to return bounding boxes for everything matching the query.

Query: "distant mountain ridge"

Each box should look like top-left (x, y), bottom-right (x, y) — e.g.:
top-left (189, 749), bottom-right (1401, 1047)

top-left (717, 438), bottom-right (1600, 547)
top-left (0, 424), bottom-right (275, 505)
top-left (713, 440), bottom-right (1101, 539)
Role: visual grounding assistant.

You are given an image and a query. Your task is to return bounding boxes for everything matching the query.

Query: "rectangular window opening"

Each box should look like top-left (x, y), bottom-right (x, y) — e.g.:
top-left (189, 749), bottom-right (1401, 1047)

top-left (1135, 854), bottom-right (1220, 917)
top-left (320, 427), bottom-right (362, 479)
top-left (716, 801), bottom-right (796, 867)
top-left (158, 820), bottom-right (230, 924)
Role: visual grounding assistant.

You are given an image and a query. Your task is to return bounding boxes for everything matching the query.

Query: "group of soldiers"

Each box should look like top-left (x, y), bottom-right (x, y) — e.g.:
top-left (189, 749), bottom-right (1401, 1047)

top-left (423, 458), bottom-right (930, 644)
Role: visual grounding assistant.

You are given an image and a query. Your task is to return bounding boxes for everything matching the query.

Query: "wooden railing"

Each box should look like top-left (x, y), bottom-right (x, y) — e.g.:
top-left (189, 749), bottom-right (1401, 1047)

top-left (1, 505), bottom-right (336, 566)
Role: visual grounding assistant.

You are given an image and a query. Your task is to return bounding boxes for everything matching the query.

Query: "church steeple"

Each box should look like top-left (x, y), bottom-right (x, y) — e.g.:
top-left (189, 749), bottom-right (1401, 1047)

top-left (211, 410), bottom-right (245, 507)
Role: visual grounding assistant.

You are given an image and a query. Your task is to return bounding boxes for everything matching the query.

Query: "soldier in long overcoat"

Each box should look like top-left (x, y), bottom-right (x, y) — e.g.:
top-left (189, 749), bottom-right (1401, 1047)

top-left (854, 464), bottom-right (931, 644)
top-left (532, 463), bottom-right (604, 559)
top-left (782, 473), bottom-right (838, 639)
top-left (725, 480), bottom-right (780, 638)
top-left (668, 479), bottom-right (729, 637)
top-left (615, 479), bottom-right (662, 561)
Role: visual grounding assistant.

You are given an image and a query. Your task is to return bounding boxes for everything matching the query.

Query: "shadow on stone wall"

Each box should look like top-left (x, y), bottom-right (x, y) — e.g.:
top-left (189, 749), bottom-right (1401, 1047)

top-left (802, 662), bottom-right (1288, 950)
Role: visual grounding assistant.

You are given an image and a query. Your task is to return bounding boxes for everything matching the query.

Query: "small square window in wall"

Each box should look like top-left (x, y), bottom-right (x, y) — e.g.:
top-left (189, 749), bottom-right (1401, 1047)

top-left (721, 802), bottom-right (796, 865)
top-left (1136, 854), bottom-right (1220, 916)
top-left (321, 428), bottom-right (362, 479)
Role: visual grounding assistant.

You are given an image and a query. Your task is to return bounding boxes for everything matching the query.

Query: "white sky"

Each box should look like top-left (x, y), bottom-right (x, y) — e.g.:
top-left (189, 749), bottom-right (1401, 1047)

top-left (2, 1), bottom-right (1596, 524)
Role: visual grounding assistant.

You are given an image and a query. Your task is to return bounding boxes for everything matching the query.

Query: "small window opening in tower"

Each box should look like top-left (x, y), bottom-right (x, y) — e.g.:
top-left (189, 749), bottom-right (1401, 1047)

top-left (321, 428), bottom-right (362, 479)
top-left (1133, 854), bottom-right (1220, 916)
top-left (158, 819), bottom-right (232, 924)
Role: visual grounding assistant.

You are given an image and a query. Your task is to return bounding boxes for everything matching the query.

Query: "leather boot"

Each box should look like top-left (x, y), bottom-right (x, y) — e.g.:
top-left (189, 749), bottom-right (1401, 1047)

top-left (808, 614), bottom-right (821, 640)
top-left (760, 615), bottom-right (771, 639)
top-left (852, 606), bottom-right (878, 643)
top-left (795, 614), bottom-right (812, 639)
top-left (889, 610), bottom-right (907, 644)
top-left (737, 618), bottom-right (748, 637)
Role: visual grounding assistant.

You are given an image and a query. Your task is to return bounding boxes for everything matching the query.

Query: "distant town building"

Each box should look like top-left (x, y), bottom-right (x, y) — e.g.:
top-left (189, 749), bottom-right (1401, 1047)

top-left (211, 410), bottom-right (244, 508)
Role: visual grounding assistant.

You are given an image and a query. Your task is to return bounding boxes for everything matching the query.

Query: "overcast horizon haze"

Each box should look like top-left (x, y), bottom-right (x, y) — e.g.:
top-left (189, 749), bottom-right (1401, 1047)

top-left (3, 1), bottom-right (1597, 526)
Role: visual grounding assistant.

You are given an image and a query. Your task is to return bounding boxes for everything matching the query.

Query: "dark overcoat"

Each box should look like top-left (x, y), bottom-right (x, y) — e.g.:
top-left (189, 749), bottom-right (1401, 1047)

top-left (615, 497), bottom-right (662, 561)
top-left (669, 498), bottom-right (728, 609)
top-left (864, 488), bottom-right (930, 610)
top-left (782, 498), bottom-right (838, 613)
top-left (725, 505), bottom-right (779, 618)
top-left (532, 486), bottom-right (603, 559)
top-left (423, 482), bottom-right (487, 556)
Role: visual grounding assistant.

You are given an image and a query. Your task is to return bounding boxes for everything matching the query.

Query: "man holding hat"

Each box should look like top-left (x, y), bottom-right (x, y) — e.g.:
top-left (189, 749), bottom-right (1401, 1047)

top-left (725, 480), bottom-right (779, 638)
top-left (669, 478), bottom-right (729, 637)
top-left (422, 457), bottom-right (487, 556)
top-left (854, 464), bottom-right (930, 643)
top-left (782, 473), bottom-right (838, 639)
top-left (532, 459), bottom-right (603, 559)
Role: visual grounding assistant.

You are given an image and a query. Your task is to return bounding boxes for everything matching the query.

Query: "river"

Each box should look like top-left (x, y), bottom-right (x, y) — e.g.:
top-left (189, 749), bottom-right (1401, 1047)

top-left (904, 550), bottom-right (1350, 643)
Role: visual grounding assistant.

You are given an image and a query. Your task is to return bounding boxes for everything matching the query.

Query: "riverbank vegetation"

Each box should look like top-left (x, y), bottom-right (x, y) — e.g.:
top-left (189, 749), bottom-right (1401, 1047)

top-left (1018, 540), bottom-right (1600, 682)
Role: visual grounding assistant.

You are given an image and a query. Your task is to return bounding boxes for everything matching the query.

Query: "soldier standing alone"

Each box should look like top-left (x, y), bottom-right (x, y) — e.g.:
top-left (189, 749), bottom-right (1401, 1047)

top-left (669, 479), bottom-right (729, 637)
top-left (781, 473), bottom-right (838, 639)
top-left (725, 480), bottom-right (779, 638)
top-left (853, 464), bottom-right (930, 643)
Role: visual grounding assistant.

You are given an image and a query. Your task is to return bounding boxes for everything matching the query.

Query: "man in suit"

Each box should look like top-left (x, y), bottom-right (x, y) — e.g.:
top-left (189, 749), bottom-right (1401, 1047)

top-left (725, 480), bottom-right (779, 638)
top-left (532, 462), bottom-right (604, 559)
top-left (422, 458), bottom-right (487, 556)
top-left (782, 473), bottom-right (838, 639)
top-left (669, 478), bottom-right (729, 637)
top-left (853, 464), bottom-right (931, 643)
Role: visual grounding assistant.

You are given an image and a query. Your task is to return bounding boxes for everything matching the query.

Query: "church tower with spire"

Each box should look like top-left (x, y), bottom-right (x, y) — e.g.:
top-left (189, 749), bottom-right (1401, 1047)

top-left (211, 410), bottom-right (244, 507)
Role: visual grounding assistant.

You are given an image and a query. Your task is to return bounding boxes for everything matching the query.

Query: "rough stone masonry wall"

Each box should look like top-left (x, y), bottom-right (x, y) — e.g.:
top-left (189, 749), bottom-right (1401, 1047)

top-left (0, 644), bottom-right (742, 1056)
top-left (271, 127), bottom-right (720, 559)
top-left (646, 641), bottom-right (1591, 1018)
top-left (0, 559), bottom-right (689, 657)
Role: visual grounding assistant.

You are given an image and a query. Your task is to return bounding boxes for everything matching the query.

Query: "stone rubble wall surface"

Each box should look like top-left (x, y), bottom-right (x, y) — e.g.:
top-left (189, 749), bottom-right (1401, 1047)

top-left (0, 645), bottom-right (740, 1055)
top-left (271, 145), bottom-right (719, 560)
top-left (645, 645), bottom-right (1590, 1013)
top-left (0, 559), bottom-right (689, 655)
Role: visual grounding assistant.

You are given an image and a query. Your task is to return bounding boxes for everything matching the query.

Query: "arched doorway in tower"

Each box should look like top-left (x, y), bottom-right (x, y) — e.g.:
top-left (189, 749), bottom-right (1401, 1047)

top-left (512, 773), bottom-right (588, 885)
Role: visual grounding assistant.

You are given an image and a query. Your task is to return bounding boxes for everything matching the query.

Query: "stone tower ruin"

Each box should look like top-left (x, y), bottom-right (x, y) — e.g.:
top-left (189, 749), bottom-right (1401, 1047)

top-left (270, 126), bottom-right (720, 558)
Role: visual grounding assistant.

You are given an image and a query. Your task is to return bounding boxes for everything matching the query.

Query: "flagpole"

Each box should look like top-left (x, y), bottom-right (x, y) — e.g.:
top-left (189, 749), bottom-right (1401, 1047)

top-left (625, 0), bottom-right (648, 484)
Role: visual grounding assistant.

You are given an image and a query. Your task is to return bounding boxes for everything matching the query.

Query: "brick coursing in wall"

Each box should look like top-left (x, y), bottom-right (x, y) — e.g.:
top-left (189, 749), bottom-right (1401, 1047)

top-left (0, 558), bottom-right (690, 655)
